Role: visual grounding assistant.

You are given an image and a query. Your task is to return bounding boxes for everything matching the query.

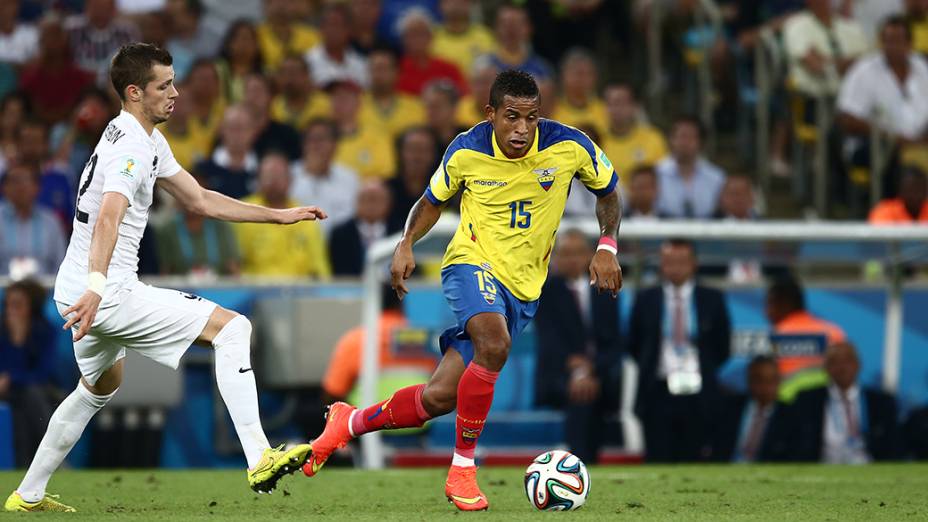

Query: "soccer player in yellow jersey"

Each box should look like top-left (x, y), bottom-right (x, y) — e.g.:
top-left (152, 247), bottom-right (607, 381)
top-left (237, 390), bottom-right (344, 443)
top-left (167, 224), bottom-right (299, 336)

top-left (303, 71), bottom-right (623, 511)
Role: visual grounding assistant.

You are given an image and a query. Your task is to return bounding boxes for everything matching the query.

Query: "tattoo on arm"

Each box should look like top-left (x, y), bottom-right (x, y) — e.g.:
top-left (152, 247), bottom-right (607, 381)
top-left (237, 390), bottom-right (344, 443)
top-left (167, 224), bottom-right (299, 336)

top-left (402, 197), bottom-right (443, 244)
top-left (595, 191), bottom-right (621, 240)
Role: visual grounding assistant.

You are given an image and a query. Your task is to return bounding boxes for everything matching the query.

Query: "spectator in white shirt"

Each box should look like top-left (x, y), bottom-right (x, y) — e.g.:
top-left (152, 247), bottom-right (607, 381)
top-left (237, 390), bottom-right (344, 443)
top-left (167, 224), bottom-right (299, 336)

top-left (290, 118), bottom-right (360, 236)
top-left (783, 0), bottom-right (869, 97)
top-left (837, 16), bottom-right (928, 196)
top-left (0, 2), bottom-right (38, 65)
top-left (305, 4), bottom-right (369, 89)
top-left (838, 16), bottom-right (928, 142)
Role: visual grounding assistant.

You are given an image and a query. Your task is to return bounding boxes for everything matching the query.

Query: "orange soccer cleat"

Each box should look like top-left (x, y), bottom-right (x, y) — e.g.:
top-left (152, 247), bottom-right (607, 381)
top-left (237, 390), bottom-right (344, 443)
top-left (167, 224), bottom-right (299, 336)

top-left (444, 465), bottom-right (489, 511)
top-left (302, 401), bottom-right (355, 477)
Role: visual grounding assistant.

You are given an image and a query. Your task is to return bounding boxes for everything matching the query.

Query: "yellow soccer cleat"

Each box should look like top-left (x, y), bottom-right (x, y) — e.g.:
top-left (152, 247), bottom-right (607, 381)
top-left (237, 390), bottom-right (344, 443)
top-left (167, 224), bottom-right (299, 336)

top-left (4, 491), bottom-right (76, 512)
top-left (247, 443), bottom-right (313, 493)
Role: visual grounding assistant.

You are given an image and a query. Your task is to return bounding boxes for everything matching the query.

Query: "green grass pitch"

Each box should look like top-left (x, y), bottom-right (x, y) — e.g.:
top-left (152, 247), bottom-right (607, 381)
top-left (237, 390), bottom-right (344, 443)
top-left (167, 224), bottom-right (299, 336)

top-left (2, 465), bottom-right (927, 520)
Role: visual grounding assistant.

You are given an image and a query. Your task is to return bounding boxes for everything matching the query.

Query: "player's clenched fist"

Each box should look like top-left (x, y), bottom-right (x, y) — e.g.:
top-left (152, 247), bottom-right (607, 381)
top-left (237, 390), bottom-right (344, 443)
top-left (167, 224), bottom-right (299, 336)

top-left (390, 241), bottom-right (416, 300)
top-left (62, 290), bottom-right (102, 342)
top-left (276, 206), bottom-right (327, 224)
top-left (589, 250), bottom-right (623, 298)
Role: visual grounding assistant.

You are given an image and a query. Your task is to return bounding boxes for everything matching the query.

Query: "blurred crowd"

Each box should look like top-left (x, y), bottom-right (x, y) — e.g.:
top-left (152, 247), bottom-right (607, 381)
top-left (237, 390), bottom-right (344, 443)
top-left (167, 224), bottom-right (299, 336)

top-left (0, 0), bottom-right (927, 283)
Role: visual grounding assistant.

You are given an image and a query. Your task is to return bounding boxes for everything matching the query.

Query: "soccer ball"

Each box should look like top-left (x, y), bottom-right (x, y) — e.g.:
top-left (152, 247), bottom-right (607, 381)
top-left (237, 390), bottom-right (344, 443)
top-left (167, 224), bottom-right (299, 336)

top-left (523, 450), bottom-right (590, 511)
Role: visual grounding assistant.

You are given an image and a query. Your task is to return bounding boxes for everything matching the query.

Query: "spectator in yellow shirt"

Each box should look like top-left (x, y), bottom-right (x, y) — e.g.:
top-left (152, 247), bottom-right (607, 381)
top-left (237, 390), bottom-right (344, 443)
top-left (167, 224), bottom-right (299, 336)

top-left (552, 48), bottom-right (609, 139)
top-left (159, 82), bottom-right (212, 169)
top-left (601, 83), bottom-right (669, 186)
top-left (256, 0), bottom-right (320, 72)
top-left (235, 152), bottom-right (331, 278)
top-left (432, 0), bottom-right (496, 78)
top-left (331, 80), bottom-right (396, 179)
top-left (216, 20), bottom-right (263, 104)
top-left (359, 46), bottom-right (426, 141)
top-left (271, 54), bottom-right (331, 131)
top-left (455, 57), bottom-right (498, 128)
top-left (186, 59), bottom-right (226, 148)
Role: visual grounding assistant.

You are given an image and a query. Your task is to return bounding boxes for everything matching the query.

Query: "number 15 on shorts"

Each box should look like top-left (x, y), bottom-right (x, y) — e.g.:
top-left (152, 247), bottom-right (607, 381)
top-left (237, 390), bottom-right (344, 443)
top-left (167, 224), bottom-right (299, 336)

top-left (474, 270), bottom-right (497, 295)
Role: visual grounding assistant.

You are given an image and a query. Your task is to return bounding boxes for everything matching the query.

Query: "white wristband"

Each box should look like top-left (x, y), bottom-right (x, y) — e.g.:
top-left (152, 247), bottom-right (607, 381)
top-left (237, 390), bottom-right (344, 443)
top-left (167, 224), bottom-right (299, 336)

top-left (88, 272), bottom-right (107, 297)
top-left (596, 243), bottom-right (617, 255)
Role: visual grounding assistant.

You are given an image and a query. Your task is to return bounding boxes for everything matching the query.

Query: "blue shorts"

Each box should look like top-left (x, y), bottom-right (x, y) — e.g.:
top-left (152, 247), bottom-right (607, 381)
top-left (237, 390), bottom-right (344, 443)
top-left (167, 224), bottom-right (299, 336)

top-left (438, 264), bottom-right (539, 366)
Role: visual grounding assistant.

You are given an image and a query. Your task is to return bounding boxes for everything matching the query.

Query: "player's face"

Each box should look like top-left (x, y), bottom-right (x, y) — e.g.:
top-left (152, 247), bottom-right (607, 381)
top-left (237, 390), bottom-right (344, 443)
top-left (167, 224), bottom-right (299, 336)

top-left (139, 64), bottom-right (177, 125)
top-left (487, 95), bottom-right (540, 159)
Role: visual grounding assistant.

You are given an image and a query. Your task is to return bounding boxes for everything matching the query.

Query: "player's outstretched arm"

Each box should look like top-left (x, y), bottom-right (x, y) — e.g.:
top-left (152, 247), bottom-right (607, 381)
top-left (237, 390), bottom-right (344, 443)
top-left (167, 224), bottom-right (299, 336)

top-left (63, 192), bottom-right (129, 341)
top-left (157, 168), bottom-right (327, 224)
top-left (589, 190), bottom-right (623, 297)
top-left (390, 196), bottom-right (443, 300)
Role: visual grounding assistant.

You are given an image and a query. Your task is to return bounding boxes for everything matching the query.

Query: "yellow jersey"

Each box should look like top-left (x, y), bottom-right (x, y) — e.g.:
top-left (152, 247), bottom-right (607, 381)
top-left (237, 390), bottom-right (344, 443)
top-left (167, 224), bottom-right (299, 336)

top-left (270, 93), bottom-right (332, 131)
top-left (335, 125), bottom-right (396, 180)
top-left (600, 124), bottom-right (668, 185)
top-left (256, 22), bottom-right (320, 72)
top-left (425, 120), bottom-right (617, 301)
top-left (551, 97), bottom-right (610, 139)
top-left (455, 95), bottom-right (485, 128)
top-left (359, 93), bottom-right (426, 140)
top-left (431, 24), bottom-right (496, 78)
top-left (235, 195), bottom-right (331, 278)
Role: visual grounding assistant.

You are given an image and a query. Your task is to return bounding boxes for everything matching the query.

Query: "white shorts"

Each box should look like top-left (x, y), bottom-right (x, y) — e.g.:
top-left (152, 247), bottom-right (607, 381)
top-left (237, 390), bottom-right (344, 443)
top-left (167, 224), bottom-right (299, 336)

top-left (56, 280), bottom-right (218, 385)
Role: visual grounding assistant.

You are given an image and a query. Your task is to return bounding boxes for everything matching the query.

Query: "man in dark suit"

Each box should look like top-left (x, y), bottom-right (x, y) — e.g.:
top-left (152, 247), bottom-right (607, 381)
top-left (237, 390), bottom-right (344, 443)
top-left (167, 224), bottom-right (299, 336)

top-left (628, 239), bottom-right (731, 462)
top-left (792, 341), bottom-right (902, 463)
top-left (534, 230), bottom-right (622, 464)
top-left (328, 180), bottom-right (394, 276)
top-left (712, 355), bottom-right (792, 462)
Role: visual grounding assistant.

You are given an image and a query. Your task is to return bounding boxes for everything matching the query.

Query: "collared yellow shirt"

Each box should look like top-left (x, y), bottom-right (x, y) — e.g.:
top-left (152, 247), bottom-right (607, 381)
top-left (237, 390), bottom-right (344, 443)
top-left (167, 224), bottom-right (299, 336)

top-left (552, 97), bottom-right (610, 139)
top-left (425, 119), bottom-right (617, 301)
top-left (359, 93), bottom-right (426, 140)
top-left (159, 124), bottom-right (212, 170)
top-left (335, 126), bottom-right (396, 180)
top-left (431, 24), bottom-right (496, 78)
top-left (235, 195), bottom-right (331, 278)
top-left (271, 93), bottom-right (332, 131)
top-left (601, 124), bottom-right (668, 184)
top-left (256, 22), bottom-right (320, 72)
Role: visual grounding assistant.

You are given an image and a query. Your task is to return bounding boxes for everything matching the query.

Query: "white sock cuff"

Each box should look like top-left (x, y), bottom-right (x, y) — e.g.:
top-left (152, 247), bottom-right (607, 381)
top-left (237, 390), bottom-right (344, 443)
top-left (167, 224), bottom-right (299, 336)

top-left (76, 383), bottom-right (117, 409)
top-left (212, 314), bottom-right (252, 349)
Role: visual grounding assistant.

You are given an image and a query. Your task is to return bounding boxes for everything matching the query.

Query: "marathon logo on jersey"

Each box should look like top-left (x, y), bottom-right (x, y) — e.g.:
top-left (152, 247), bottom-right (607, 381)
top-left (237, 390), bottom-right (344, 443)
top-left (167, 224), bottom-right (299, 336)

top-left (533, 167), bottom-right (558, 192)
top-left (119, 157), bottom-right (136, 178)
top-left (472, 180), bottom-right (508, 188)
top-left (104, 123), bottom-right (125, 144)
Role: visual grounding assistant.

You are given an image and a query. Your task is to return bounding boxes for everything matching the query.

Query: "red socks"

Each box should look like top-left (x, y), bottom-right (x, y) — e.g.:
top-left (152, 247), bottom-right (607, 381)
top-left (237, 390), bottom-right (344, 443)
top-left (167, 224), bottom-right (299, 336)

top-left (348, 363), bottom-right (500, 464)
top-left (454, 363), bottom-right (499, 460)
top-left (350, 384), bottom-right (431, 437)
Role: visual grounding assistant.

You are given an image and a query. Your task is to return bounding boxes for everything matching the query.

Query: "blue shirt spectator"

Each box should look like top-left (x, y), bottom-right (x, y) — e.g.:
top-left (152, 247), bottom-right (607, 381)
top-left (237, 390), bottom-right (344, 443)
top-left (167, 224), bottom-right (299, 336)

top-left (656, 116), bottom-right (726, 219)
top-left (0, 165), bottom-right (67, 278)
top-left (486, 3), bottom-right (553, 81)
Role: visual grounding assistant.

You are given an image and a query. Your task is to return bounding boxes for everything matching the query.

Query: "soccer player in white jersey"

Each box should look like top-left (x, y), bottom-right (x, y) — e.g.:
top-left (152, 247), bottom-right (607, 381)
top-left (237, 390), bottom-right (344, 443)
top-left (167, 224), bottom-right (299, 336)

top-left (4, 43), bottom-right (323, 513)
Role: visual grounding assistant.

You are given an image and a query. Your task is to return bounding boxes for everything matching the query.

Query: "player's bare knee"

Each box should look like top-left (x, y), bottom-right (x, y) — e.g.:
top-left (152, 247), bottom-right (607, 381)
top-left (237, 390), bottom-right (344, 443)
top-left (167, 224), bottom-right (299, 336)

top-left (210, 311), bottom-right (252, 349)
top-left (473, 335), bottom-right (511, 370)
top-left (421, 383), bottom-right (456, 416)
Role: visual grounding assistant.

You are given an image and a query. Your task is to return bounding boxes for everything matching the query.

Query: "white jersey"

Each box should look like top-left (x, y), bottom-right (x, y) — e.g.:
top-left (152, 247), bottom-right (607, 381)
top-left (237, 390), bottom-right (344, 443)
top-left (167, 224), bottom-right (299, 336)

top-left (54, 110), bottom-right (181, 308)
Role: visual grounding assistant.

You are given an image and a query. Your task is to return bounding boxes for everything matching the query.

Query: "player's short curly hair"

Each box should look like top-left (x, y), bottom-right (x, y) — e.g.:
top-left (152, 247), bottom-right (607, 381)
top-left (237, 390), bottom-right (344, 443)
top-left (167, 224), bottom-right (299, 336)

top-left (488, 70), bottom-right (539, 109)
top-left (110, 43), bottom-right (173, 101)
